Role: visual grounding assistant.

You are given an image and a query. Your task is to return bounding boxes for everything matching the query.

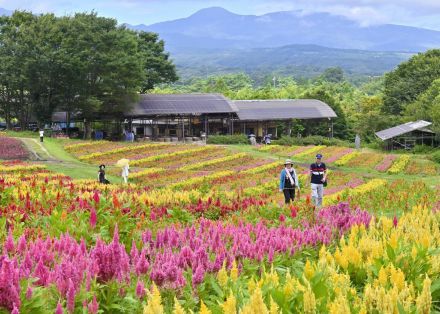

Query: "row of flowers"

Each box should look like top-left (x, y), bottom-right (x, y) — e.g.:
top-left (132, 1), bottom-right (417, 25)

top-left (130, 146), bottom-right (215, 167)
top-left (180, 153), bottom-right (248, 171)
top-left (0, 135), bottom-right (29, 160)
top-left (388, 155), bottom-right (411, 174)
top-left (78, 143), bottom-right (167, 161)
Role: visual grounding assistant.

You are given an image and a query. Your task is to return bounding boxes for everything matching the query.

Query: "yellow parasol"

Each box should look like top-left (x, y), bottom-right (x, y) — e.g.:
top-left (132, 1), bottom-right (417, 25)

top-left (116, 158), bottom-right (130, 167)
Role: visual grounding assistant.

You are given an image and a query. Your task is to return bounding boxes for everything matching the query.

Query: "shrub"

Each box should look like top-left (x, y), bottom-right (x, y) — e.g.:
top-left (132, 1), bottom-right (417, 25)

top-left (207, 134), bottom-right (249, 144)
top-left (431, 150), bottom-right (440, 164)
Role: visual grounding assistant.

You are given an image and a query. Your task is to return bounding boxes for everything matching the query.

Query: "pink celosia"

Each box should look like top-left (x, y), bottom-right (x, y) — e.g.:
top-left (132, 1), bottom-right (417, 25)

top-left (90, 207), bottom-right (97, 229)
top-left (55, 302), bottom-right (64, 314)
top-left (88, 296), bottom-right (99, 314)
top-left (136, 280), bottom-right (146, 299)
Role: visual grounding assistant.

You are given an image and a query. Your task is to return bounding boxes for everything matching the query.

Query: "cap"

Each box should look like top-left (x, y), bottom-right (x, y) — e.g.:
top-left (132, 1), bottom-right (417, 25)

top-left (316, 154), bottom-right (323, 159)
top-left (284, 159), bottom-right (293, 165)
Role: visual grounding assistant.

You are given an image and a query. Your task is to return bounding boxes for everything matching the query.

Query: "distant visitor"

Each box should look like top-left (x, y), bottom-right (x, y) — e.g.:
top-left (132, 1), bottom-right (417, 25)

top-left (39, 129), bottom-right (44, 142)
top-left (98, 164), bottom-right (110, 184)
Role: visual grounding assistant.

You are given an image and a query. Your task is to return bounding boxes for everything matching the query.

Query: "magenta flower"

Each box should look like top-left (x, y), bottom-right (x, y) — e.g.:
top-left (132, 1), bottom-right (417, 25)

top-left (90, 207), bottom-right (97, 229)
top-left (88, 296), bottom-right (99, 314)
top-left (136, 280), bottom-right (146, 299)
top-left (55, 302), bottom-right (64, 314)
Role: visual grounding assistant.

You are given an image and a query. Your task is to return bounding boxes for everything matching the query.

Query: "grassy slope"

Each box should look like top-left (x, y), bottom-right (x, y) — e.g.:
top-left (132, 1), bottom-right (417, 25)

top-left (41, 138), bottom-right (121, 182)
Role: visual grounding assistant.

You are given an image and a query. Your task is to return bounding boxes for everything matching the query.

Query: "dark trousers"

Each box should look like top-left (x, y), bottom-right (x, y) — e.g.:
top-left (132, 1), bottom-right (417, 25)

top-left (283, 189), bottom-right (295, 204)
top-left (40, 136), bottom-right (43, 142)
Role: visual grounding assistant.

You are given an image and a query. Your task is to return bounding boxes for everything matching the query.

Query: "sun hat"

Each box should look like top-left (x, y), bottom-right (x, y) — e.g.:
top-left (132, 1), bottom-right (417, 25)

top-left (284, 159), bottom-right (293, 165)
top-left (99, 164), bottom-right (105, 168)
top-left (316, 154), bottom-right (323, 159)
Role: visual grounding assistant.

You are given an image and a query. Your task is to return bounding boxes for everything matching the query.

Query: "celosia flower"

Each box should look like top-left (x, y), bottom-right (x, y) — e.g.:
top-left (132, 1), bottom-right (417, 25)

top-left (173, 297), bottom-right (185, 314)
top-left (55, 302), bottom-right (64, 314)
top-left (88, 296), bottom-right (99, 314)
top-left (136, 280), bottom-right (146, 299)
top-left (143, 283), bottom-right (164, 314)
top-left (221, 292), bottom-right (237, 314)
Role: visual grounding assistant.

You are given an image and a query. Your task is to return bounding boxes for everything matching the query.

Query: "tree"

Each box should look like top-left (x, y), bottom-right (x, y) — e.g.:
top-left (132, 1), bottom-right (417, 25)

top-left (302, 87), bottom-right (351, 139)
top-left (0, 11), bottom-right (178, 136)
top-left (383, 49), bottom-right (440, 115)
top-left (405, 78), bottom-right (440, 133)
top-left (137, 32), bottom-right (178, 93)
top-left (0, 11), bottom-right (37, 129)
top-left (319, 67), bottom-right (345, 83)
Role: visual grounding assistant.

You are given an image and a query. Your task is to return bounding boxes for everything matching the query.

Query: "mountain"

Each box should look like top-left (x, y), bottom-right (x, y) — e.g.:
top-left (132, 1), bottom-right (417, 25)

top-left (128, 7), bottom-right (440, 52)
top-left (171, 44), bottom-right (413, 81)
top-left (0, 8), bottom-right (12, 16)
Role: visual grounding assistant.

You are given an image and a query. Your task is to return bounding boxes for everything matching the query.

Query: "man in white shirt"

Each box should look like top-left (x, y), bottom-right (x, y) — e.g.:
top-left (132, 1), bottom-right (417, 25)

top-left (39, 129), bottom-right (44, 142)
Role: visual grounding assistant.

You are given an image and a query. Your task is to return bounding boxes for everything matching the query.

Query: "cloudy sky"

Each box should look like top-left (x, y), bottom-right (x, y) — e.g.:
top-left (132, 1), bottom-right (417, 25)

top-left (1, 0), bottom-right (440, 30)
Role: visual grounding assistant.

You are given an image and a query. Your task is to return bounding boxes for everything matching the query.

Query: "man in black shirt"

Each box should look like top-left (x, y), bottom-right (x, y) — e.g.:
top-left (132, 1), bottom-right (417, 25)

top-left (310, 153), bottom-right (327, 208)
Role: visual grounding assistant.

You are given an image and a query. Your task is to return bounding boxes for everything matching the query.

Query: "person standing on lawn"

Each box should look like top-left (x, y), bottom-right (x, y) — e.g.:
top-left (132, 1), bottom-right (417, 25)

top-left (310, 153), bottom-right (327, 208)
top-left (121, 163), bottom-right (129, 184)
top-left (39, 129), bottom-right (44, 142)
top-left (279, 159), bottom-right (300, 204)
top-left (98, 164), bottom-right (110, 184)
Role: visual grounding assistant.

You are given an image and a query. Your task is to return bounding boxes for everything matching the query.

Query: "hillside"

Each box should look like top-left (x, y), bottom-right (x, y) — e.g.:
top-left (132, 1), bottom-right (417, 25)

top-left (170, 44), bottom-right (413, 80)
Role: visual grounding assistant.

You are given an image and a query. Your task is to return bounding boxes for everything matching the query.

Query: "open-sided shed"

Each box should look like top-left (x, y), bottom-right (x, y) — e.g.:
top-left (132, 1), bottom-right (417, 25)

top-left (375, 120), bottom-right (436, 150)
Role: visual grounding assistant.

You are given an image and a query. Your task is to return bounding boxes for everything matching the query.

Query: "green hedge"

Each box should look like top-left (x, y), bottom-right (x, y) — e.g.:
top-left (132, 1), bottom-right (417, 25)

top-left (272, 135), bottom-right (353, 147)
top-left (207, 134), bottom-right (249, 144)
top-left (431, 150), bottom-right (440, 164)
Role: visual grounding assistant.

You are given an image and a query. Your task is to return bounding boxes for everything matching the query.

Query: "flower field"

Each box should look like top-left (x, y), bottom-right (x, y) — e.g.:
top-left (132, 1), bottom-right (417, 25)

top-left (0, 134), bottom-right (29, 160)
top-left (0, 137), bottom-right (439, 313)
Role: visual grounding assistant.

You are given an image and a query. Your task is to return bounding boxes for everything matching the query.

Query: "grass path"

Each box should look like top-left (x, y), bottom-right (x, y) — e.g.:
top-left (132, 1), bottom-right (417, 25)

top-left (17, 137), bottom-right (121, 182)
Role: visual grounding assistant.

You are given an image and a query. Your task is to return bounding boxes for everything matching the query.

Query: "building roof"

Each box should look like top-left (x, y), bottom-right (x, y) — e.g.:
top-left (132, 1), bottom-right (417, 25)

top-left (375, 120), bottom-right (433, 141)
top-left (233, 99), bottom-right (337, 121)
top-left (125, 94), bottom-right (237, 117)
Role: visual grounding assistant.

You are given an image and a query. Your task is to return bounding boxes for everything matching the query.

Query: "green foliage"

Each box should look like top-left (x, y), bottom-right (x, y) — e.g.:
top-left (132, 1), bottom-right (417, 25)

top-left (301, 86), bottom-right (351, 139)
top-left (383, 49), bottom-right (440, 115)
top-left (0, 11), bottom-right (177, 132)
top-left (431, 150), bottom-right (440, 164)
top-left (319, 67), bottom-right (344, 83)
top-left (207, 134), bottom-right (249, 144)
top-left (405, 78), bottom-right (440, 133)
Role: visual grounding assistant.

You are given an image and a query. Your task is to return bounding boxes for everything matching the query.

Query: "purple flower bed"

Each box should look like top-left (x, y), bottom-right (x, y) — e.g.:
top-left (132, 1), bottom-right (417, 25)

top-left (375, 155), bottom-right (397, 172)
top-left (0, 136), bottom-right (28, 160)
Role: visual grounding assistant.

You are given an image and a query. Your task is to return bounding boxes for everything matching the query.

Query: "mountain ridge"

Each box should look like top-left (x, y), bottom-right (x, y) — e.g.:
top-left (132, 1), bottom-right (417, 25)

top-left (127, 7), bottom-right (440, 52)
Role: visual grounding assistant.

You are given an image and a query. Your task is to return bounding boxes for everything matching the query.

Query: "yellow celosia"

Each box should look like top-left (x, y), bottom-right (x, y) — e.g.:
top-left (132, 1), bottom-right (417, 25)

top-left (143, 284), bottom-right (164, 314)
top-left (199, 301), bottom-right (212, 314)
top-left (303, 283), bottom-right (316, 314)
top-left (180, 153), bottom-right (247, 171)
top-left (240, 287), bottom-right (268, 314)
top-left (304, 260), bottom-right (315, 280)
top-left (264, 265), bottom-right (279, 286)
top-left (221, 292), bottom-right (237, 314)
top-left (230, 260), bottom-right (238, 282)
top-left (217, 261), bottom-right (229, 288)
top-left (269, 297), bottom-right (281, 314)
top-left (388, 231), bottom-right (398, 249)
top-left (378, 266), bottom-right (388, 287)
top-left (173, 297), bottom-right (186, 314)
top-left (416, 275), bottom-right (432, 314)
top-left (387, 155), bottom-right (410, 174)
top-left (328, 294), bottom-right (351, 314)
